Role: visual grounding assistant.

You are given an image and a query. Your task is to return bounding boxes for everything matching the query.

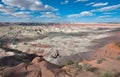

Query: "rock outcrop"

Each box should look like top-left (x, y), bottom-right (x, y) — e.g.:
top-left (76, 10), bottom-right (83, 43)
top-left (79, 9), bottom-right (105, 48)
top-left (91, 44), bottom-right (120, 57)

top-left (0, 57), bottom-right (71, 77)
top-left (78, 42), bottom-right (120, 75)
top-left (1, 42), bottom-right (120, 77)
top-left (94, 42), bottom-right (120, 59)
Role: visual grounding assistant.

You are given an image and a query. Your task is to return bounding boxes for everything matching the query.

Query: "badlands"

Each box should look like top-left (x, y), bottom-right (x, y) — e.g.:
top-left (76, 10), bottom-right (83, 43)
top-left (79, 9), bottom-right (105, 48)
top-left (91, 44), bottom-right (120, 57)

top-left (0, 23), bottom-right (120, 77)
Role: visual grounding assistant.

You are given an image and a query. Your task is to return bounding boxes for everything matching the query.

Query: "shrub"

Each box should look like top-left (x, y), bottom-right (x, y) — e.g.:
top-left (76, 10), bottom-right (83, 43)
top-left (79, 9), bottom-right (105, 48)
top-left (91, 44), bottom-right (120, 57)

top-left (64, 60), bottom-right (74, 66)
top-left (99, 71), bottom-right (115, 77)
top-left (74, 63), bottom-right (82, 72)
top-left (82, 64), bottom-right (92, 71)
top-left (73, 63), bottom-right (82, 77)
top-left (115, 42), bottom-right (120, 47)
top-left (24, 42), bottom-right (28, 45)
top-left (2, 68), bottom-right (14, 77)
top-left (97, 58), bottom-right (105, 64)
top-left (24, 62), bottom-right (31, 67)
top-left (116, 56), bottom-right (120, 60)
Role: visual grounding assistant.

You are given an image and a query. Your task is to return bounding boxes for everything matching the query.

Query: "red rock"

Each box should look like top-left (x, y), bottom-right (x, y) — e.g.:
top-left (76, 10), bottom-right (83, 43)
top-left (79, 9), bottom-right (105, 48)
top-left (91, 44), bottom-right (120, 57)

top-left (31, 57), bottom-right (44, 64)
top-left (94, 42), bottom-right (120, 59)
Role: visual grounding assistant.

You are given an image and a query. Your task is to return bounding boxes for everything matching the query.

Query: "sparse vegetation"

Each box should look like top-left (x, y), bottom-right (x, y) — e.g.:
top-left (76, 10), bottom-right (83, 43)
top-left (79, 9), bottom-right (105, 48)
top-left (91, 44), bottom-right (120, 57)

top-left (115, 41), bottom-right (120, 47)
top-left (2, 68), bottom-right (14, 77)
top-left (24, 42), bottom-right (28, 45)
top-left (74, 63), bottom-right (82, 72)
top-left (73, 63), bottom-right (83, 76)
top-left (97, 58), bottom-right (105, 64)
top-left (99, 71), bottom-right (115, 77)
top-left (24, 62), bottom-right (31, 68)
top-left (82, 64), bottom-right (92, 71)
top-left (64, 60), bottom-right (74, 66)
top-left (9, 27), bottom-right (14, 30)
top-left (116, 56), bottom-right (120, 60)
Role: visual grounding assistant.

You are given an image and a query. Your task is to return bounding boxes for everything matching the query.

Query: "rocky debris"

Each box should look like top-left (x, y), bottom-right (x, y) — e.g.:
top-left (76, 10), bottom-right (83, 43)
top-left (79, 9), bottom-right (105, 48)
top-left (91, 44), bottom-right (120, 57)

top-left (0, 57), bottom-right (72, 77)
top-left (0, 56), bottom-right (97, 77)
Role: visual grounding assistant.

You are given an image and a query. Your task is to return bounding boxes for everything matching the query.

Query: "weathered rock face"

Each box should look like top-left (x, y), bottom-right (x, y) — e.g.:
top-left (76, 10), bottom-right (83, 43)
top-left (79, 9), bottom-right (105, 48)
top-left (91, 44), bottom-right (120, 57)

top-left (1, 25), bottom-right (120, 65)
top-left (0, 24), bottom-right (120, 77)
top-left (1, 42), bottom-right (120, 77)
top-left (77, 42), bottom-right (120, 75)
top-left (0, 57), bottom-right (72, 77)
top-left (94, 42), bottom-right (120, 59)
top-left (0, 56), bottom-right (97, 77)
top-left (1, 56), bottom-right (99, 77)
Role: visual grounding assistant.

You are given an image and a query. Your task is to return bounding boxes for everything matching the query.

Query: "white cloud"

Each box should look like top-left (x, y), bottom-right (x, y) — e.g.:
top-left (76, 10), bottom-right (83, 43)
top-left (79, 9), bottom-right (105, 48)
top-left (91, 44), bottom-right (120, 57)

top-left (0, 4), bottom-right (31, 19)
top-left (12, 12), bottom-right (30, 18)
top-left (0, 4), bottom-right (3, 7)
top-left (61, 0), bottom-right (69, 4)
top-left (102, 18), bottom-right (119, 20)
top-left (86, 2), bottom-right (95, 6)
top-left (91, 4), bottom-right (120, 12)
top-left (2, 0), bottom-right (57, 11)
top-left (74, 0), bottom-right (89, 3)
top-left (68, 11), bottom-right (93, 18)
top-left (80, 11), bottom-right (93, 16)
top-left (68, 4), bottom-right (120, 18)
top-left (92, 2), bottom-right (108, 7)
top-left (103, 12), bottom-right (117, 14)
top-left (67, 14), bottom-right (80, 18)
top-left (96, 16), bottom-right (119, 21)
top-left (40, 12), bottom-right (60, 18)
top-left (0, 4), bottom-right (15, 14)
top-left (97, 15), bottom-right (110, 19)
top-left (0, 0), bottom-right (59, 19)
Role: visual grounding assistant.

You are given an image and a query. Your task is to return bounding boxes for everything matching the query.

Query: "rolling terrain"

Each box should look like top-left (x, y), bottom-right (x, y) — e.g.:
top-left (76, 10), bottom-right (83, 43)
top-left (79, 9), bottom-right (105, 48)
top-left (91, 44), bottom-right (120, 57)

top-left (0, 23), bottom-right (120, 77)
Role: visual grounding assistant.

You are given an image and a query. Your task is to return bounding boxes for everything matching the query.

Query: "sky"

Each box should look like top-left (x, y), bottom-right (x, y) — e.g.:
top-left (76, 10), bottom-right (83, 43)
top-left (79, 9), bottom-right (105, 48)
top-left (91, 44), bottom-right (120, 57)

top-left (0, 0), bottom-right (120, 23)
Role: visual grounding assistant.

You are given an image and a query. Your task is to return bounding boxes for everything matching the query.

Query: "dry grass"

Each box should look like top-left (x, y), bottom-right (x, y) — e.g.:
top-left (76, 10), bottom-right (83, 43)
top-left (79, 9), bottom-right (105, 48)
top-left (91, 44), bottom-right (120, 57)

top-left (98, 71), bottom-right (115, 77)
top-left (115, 41), bottom-right (120, 47)
top-left (2, 68), bottom-right (14, 77)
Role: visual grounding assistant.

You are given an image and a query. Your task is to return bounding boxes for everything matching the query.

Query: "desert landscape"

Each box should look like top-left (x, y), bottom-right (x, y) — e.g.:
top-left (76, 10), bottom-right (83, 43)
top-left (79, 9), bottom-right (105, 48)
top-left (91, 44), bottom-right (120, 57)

top-left (0, 23), bottom-right (120, 77)
top-left (0, 0), bottom-right (120, 76)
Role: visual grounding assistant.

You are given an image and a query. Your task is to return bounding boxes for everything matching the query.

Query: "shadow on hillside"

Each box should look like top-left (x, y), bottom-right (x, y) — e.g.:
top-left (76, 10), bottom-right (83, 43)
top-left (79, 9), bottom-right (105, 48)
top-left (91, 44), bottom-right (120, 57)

top-left (0, 46), bottom-right (39, 67)
top-left (56, 51), bottom-right (94, 65)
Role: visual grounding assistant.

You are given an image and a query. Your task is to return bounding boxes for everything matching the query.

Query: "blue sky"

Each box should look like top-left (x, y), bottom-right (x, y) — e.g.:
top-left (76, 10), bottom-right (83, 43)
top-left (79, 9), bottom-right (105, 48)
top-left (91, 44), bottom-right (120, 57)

top-left (0, 0), bottom-right (120, 23)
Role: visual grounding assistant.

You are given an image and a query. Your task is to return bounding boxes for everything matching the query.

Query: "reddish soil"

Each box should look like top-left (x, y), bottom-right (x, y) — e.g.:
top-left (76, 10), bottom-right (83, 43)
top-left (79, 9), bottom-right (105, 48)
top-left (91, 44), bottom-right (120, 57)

top-left (80, 42), bottom-right (120, 74)
top-left (94, 42), bottom-right (120, 59)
